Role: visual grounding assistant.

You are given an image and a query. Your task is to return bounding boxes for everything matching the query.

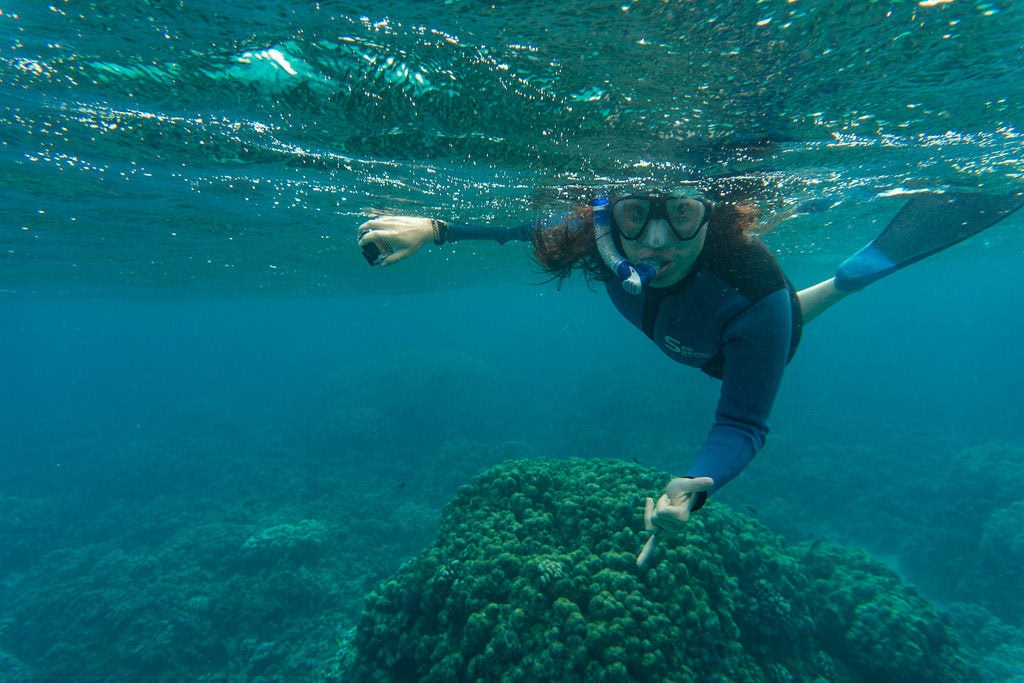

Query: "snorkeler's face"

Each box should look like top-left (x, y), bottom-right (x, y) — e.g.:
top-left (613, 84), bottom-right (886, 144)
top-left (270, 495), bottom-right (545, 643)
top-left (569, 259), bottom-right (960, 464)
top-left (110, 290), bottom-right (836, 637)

top-left (618, 198), bottom-right (707, 287)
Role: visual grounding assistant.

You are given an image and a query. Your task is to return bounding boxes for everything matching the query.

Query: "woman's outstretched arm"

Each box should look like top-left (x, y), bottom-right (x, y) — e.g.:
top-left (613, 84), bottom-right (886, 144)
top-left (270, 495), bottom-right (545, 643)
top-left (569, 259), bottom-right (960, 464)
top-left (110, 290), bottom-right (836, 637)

top-left (357, 216), bottom-right (533, 267)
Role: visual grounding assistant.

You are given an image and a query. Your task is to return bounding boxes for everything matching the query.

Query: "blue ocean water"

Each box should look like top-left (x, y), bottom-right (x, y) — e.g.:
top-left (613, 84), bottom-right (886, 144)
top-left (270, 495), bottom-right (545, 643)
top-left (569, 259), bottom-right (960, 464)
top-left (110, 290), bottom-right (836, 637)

top-left (2, 1), bottom-right (1024, 681)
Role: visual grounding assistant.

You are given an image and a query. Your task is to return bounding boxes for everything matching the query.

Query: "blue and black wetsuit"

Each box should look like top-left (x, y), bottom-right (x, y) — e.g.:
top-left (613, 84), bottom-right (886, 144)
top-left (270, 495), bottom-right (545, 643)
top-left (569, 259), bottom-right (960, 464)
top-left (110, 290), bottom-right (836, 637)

top-left (438, 188), bottom-right (1023, 507)
top-left (605, 225), bottom-right (802, 508)
top-left (446, 218), bottom-right (801, 508)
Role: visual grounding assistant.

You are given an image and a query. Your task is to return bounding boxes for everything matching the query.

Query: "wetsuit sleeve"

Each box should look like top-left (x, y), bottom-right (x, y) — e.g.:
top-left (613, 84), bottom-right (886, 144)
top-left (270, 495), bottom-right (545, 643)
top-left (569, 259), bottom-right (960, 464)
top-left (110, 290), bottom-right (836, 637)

top-left (684, 288), bottom-right (793, 504)
top-left (446, 223), bottom-right (534, 244)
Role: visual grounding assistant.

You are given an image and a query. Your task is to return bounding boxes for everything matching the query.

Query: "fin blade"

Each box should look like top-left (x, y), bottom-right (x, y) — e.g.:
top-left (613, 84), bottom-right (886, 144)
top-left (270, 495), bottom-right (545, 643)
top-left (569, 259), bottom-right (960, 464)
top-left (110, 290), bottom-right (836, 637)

top-left (836, 189), bottom-right (1023, 291)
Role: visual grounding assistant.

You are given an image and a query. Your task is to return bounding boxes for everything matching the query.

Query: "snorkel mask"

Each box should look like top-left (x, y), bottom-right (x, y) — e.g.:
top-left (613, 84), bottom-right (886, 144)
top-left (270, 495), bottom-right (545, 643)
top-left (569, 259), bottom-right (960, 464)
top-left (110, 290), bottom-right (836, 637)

top-left (594, 192), bottom-right (710, 295)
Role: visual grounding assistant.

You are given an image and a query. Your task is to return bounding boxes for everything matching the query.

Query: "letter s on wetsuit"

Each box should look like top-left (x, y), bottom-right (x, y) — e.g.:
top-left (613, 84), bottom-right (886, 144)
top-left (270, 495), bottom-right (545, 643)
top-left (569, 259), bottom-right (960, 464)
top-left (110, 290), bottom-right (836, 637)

top-left (605, 224), bottom-right (802, 510)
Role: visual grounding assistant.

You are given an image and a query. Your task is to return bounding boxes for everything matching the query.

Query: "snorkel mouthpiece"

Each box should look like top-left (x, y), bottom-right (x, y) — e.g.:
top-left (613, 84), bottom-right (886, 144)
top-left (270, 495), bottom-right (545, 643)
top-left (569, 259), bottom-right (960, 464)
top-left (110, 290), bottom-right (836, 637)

top-left (619, 259), bottom-right (657, 295)
top-left (593, 197), bottom-right (657, 295)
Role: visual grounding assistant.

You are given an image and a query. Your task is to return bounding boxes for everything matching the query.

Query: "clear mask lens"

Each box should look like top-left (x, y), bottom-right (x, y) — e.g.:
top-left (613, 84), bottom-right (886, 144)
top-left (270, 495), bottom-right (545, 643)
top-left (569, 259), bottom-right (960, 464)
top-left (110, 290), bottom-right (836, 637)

top-left (612, 195), bottom-right (705, 242)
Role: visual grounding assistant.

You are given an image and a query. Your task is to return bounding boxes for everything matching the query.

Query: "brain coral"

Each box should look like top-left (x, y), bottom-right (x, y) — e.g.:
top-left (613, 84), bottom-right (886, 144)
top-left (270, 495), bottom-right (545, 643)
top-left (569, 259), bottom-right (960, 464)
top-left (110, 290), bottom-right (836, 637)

top-left (348, 458), bottom-right (978, 683)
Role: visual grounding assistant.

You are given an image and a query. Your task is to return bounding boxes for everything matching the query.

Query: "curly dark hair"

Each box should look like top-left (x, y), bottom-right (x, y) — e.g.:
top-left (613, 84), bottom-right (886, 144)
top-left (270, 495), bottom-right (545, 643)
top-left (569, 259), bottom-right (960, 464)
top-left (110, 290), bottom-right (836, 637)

top-left (531, 201), bottom-right (762, 288)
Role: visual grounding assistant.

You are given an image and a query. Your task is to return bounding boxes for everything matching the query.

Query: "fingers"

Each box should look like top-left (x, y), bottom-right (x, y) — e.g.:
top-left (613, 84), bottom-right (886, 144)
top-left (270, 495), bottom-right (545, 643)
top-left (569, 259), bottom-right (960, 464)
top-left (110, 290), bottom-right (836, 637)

top-left (358, 228), bottom-right (404, 267)
top-left (357, 216), bottom-right (430, 267)
top-left (357, 217), bottom-right (399, 239)
top-left (636, 534), bottom-right (658, 568)
top-left (357, 224), bottom-right (397, 250)
top-left (664, 476), bottom-right (713, 504)
top-left (653, 493), bottom-right (692, 530)
top-left (357, 234), bottom-right (397, 267)
top-left (649, 476), bottom-right (714, 534)
top-left (357, 215), bottom-right (431, 241)
top-left (636, 493), bottom-right (688, 567)
top-left (638, 477), bottom-right (716, 564)
top-left (690, 476), bottom-right (714, 491)
top-left (356, 219), bottom-right (382, 243)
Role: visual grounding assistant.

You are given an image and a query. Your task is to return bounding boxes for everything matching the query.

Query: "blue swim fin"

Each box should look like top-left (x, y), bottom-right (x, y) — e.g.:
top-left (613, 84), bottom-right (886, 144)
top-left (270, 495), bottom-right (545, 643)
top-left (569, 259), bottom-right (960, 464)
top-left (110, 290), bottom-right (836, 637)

top-left (835, 189), bottom-right (1024, 291)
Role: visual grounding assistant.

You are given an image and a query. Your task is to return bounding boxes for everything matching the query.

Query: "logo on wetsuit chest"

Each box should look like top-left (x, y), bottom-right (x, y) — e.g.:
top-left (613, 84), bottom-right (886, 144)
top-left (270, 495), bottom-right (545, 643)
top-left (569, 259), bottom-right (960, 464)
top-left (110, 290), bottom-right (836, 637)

top-left (663, 335), bottom-right (712, 362)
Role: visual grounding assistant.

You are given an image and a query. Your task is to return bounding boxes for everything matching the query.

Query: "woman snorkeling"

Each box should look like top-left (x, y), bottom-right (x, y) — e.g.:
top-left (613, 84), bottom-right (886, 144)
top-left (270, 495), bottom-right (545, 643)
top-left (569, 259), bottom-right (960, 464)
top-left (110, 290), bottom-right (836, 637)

top-left (356, 187), bottom-right (1022, 566)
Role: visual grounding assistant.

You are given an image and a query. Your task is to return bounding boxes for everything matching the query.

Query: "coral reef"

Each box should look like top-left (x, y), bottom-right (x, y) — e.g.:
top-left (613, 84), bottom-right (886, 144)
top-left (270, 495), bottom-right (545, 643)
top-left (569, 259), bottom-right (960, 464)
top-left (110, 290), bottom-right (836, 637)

top-left (3, 515), bottom-right (348, 682)
top-left (945, 602), bottom-right (1024, 683)
top-left (0, 450), bottom-right (405, 682)
top-left (240, 519), bottom-right (329, 566)
top-left (349, 457), bottom-right (978, 682)
top-left (895, 441), bottom-right (1024, 625)
top-left (722, 437), bottom-right (1024, 627)
top-left (0, 436), bottom-right (536, 682)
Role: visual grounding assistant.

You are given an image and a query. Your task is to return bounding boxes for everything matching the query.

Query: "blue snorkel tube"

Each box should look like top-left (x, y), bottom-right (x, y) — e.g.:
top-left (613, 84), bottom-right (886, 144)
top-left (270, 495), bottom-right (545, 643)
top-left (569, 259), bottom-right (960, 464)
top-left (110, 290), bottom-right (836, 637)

top-left (593, 197), bottom-right (658, 296)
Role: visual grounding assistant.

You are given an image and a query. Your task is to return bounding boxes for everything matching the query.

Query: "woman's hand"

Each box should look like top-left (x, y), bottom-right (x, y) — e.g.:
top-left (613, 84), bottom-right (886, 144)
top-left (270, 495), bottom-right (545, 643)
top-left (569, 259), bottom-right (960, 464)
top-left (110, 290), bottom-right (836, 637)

top-left (357, 216), bottom-right (435, 267)
top-left (636, 476), bottom-right (714, 568)
top-left (646, 477), bottom-right (714, 532)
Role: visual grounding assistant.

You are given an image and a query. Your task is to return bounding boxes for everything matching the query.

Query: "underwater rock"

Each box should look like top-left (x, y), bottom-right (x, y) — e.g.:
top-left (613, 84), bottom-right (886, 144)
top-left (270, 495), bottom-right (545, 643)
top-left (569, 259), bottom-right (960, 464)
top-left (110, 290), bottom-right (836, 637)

top-left (896, 440), bottom-right (1024, 625)
top-left (240, 518), bottom-right (329, 566)
top-left (349, 458), bottom-right (979, 682)
top-left (980, 501), bottom-right (1024, 564)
